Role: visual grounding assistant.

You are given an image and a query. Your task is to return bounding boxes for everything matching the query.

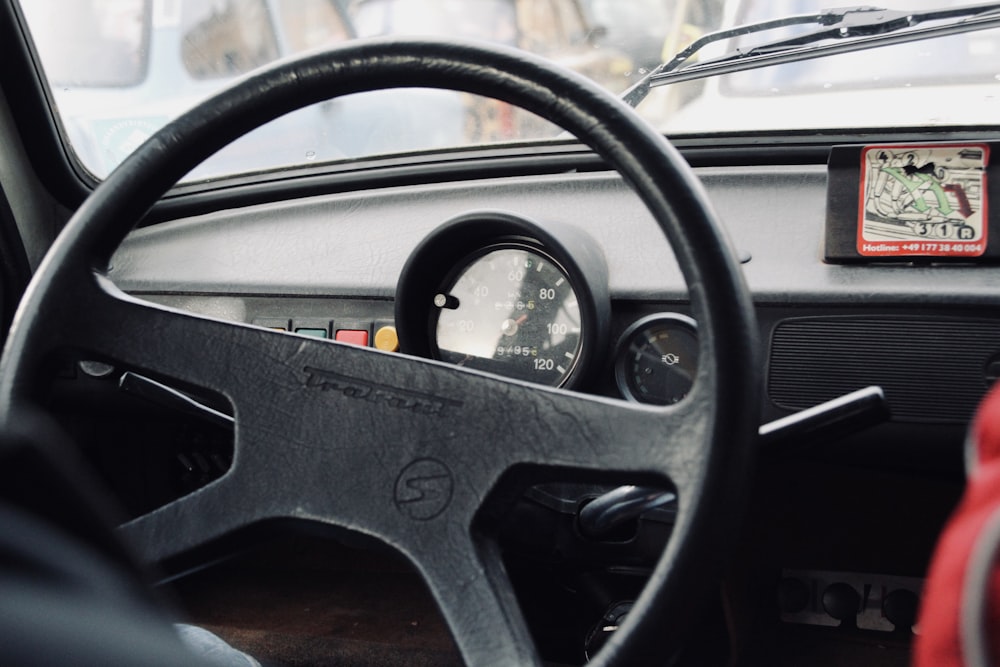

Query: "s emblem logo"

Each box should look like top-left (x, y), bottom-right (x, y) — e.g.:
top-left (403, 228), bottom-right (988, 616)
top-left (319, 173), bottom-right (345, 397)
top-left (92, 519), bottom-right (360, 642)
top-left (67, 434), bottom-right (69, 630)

top-left (394, 458), bottom-right (454, 521)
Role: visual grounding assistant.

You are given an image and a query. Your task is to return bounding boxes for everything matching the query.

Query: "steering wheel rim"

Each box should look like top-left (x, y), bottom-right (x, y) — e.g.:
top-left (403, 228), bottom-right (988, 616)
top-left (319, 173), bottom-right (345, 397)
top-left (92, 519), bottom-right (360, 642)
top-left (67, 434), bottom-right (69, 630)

top-left (0, 39), bottom-right (760, 665)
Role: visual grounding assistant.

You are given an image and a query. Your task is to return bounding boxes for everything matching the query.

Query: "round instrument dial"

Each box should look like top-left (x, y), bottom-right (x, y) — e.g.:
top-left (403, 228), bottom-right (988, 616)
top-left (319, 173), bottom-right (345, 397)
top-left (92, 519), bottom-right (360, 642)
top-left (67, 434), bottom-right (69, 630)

top-left (615, 314), bottom-right (698, 405)
top-left (434, 246), bottom-right (581, 386)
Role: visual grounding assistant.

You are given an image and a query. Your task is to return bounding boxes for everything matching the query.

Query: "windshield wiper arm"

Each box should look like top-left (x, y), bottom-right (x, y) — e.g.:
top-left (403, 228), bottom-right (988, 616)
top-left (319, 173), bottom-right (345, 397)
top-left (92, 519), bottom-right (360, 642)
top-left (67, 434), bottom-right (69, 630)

top-left (622, 3), bottom-right (1000, 107)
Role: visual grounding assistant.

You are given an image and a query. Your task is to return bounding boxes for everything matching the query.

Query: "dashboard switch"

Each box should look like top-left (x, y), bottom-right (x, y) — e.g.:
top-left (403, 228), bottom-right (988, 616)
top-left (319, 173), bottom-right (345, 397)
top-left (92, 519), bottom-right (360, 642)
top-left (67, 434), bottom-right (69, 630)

top-left (883, 588), bottom-right (919, 631)
top-left (336, 329), bottom-right (370, 346)
top-left (295, 327), bottom-right (328, 338)
top-left (374, 325), bottom-right (399, 352)
top-left (822, 582), bottom-right (860, 625)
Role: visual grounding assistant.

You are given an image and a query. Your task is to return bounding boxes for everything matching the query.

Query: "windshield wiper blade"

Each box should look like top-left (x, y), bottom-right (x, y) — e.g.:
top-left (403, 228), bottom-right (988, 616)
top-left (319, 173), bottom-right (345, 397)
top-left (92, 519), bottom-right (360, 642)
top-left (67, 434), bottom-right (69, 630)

top-left (622, 2), bottom-right (1000, 108)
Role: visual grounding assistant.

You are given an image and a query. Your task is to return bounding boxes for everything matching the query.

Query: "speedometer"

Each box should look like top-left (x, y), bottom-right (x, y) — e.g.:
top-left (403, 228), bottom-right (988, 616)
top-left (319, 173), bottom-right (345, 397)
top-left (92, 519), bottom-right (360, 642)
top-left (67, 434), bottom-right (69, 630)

top-left (395, 212), bottom-right (609, 389)
top-left (435, 246), bottom-right (581, 386)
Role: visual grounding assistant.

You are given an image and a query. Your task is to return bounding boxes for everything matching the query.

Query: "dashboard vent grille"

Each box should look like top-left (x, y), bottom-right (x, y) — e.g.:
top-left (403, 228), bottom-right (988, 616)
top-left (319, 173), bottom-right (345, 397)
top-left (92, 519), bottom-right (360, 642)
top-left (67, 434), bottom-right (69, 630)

top-left (768, 317), bottom-right (1000, 424)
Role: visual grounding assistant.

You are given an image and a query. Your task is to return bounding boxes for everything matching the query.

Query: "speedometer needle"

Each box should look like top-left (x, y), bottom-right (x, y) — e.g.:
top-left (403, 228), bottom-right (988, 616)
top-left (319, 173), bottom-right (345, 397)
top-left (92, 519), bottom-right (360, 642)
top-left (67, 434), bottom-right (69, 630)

top-left (501, 315), bottom-right (528, 337)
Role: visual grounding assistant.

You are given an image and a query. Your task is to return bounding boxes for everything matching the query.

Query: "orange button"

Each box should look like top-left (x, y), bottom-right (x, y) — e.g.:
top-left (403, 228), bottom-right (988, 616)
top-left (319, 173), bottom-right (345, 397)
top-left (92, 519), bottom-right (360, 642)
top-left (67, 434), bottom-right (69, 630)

top-left (374, 326), bottom-right (399, 352)
top-left (335, 329), bottom-right (369, 346)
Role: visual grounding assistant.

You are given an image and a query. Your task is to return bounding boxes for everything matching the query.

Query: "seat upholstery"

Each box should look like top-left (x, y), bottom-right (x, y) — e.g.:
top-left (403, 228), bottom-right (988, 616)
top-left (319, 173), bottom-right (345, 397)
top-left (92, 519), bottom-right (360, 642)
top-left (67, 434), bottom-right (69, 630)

top-left (915, 384), bottom-right (1000, 667)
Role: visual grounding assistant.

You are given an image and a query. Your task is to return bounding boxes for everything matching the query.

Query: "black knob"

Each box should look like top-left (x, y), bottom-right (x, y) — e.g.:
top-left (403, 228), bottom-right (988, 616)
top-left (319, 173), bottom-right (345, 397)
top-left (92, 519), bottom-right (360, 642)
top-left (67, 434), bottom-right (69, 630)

top-left (777, 577), bottom-right (810, 614)
top-left (822, 583), bottom-right (860, 624)
top-left (883, 589), bottom-right (919, 631)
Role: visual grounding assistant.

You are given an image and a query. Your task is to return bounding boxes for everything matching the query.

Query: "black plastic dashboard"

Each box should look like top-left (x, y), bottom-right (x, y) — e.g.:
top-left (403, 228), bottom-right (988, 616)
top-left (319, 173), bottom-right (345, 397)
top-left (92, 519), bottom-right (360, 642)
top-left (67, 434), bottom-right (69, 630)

top-left (105, 163), bottom-right (1000, 473)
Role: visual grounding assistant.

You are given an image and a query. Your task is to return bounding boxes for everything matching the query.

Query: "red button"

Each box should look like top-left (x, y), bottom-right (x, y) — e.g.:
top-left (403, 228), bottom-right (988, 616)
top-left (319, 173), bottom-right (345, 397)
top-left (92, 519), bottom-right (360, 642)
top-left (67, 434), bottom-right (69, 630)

top-left (335, 329), bottom-right (369, 346)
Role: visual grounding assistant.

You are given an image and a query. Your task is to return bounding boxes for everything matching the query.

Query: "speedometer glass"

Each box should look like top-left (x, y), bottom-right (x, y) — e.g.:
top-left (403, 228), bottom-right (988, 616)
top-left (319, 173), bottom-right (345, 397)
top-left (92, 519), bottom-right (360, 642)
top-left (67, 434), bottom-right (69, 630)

top-left (434, 247), bottom-right (582, 386)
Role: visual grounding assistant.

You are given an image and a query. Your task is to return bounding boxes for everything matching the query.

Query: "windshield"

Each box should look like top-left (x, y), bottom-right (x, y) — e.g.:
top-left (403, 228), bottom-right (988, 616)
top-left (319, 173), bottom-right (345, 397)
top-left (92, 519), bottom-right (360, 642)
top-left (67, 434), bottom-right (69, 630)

top-left (15, 0), bottom-right (1000, 182)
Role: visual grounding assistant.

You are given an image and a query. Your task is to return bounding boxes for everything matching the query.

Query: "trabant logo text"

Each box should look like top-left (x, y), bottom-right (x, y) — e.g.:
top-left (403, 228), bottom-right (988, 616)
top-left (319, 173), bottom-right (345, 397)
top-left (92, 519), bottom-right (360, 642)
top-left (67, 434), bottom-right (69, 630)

top-left (303, 366), bottom-right (462, 416)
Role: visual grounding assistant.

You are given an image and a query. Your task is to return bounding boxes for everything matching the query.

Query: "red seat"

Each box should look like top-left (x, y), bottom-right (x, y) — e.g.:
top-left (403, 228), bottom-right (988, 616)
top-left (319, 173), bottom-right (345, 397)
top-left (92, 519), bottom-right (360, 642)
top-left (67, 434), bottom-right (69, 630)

top-left (915, 384), bottom-right (1000, 666)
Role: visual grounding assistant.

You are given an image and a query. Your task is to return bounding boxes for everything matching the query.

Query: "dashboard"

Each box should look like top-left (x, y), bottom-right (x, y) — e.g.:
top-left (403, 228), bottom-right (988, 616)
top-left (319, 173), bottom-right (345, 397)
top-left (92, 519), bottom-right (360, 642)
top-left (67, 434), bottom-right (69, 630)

top-left (110, 163), bottom-right (1000, 438)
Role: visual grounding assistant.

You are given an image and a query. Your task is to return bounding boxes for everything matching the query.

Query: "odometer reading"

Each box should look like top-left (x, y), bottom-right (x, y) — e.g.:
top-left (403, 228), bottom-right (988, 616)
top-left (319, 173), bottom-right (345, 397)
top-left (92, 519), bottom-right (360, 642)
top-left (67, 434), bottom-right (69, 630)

top-left (435, 247), bottom-right (582, 386)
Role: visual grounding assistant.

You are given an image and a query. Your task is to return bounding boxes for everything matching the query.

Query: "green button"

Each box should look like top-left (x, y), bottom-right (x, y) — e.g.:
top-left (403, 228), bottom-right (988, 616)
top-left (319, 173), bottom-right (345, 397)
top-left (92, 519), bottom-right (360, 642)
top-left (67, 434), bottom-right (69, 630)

top-left (295, 327), bottom-right (328, 338)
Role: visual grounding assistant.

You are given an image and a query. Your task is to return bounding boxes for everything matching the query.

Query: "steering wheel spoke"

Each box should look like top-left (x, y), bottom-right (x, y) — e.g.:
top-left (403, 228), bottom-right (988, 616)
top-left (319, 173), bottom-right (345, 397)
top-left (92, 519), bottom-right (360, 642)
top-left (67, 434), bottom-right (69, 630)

top-left (120, 462), bottom-right (258, 566)
top-left (407, 533), bottom-right (540, 666)
top-left (60, 275), bottom-right (284, 392)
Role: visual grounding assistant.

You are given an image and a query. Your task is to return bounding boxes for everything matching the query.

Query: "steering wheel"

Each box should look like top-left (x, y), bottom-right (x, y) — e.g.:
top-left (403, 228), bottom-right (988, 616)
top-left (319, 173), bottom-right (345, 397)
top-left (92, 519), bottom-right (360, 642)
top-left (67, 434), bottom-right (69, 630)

top-left (0, 39), bottom-right (759, 665)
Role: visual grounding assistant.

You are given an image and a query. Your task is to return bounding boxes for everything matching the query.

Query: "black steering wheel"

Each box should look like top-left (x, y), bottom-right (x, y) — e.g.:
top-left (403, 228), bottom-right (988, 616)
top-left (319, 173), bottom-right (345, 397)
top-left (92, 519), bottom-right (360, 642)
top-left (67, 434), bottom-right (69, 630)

top-left (0, 39), bottom-right (759, 665)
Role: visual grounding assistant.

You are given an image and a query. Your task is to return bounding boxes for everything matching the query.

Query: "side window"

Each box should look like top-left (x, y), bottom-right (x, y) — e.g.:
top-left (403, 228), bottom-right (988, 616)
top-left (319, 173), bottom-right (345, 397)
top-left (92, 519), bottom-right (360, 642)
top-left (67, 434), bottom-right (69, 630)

top-left (275, 0), bottom-right (352, 53)
top-left (181, 0), bottom-right (279, 79)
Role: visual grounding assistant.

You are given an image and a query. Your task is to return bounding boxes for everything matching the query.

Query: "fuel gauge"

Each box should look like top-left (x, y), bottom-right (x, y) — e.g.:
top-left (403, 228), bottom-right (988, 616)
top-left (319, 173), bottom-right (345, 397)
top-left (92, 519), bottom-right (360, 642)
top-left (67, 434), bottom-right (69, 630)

top-left (615, 314), bottom-right (698, 405)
